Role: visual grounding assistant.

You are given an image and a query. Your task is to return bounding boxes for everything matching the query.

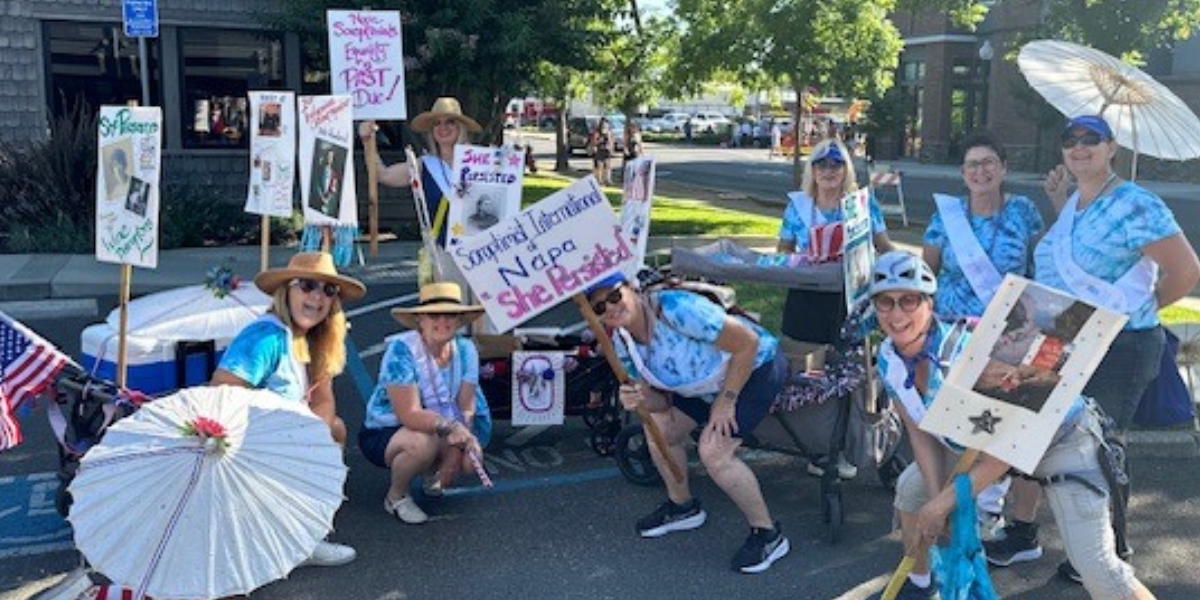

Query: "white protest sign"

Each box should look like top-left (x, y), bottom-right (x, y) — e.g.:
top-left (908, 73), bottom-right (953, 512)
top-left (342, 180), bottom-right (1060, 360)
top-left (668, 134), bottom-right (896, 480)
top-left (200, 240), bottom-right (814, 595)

top-left (95, 106), bottom-right (161, 268)
top-left (446, 145), bottom-right (524, 248)
top-left (245, 91), bottom-right (296, 217)
top-left (298, 95), bottom-right (358, 227)
top-left (451, 176), bottom-right (634, 332)
top-left (620, 156), bottom-right (656, 279)
top-left (920, 275), bottom-right (1127, 473)
top-left (841, 187), bottom-right (874, 312)
top-left (327, 10), bottom-right (407, 120)
top-left (511, 351), bottom-right (566, 426)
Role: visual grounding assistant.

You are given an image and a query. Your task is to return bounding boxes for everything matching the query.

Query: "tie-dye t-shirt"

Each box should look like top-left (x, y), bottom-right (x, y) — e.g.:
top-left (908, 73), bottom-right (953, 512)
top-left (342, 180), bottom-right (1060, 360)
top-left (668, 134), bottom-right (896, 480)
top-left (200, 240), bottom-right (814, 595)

top-left (218, 314), bottom-right (307, 403)
top-left (363, 333), bottom-right (479, 430)
top-left (924, 194), bottom-right (1044, 317)
top-left (777, 191), bottom-right (888, 251)
top-left (1034, 182), bottom-right (1180, 330)
top-left (615, 290), bottom-right (777, 399)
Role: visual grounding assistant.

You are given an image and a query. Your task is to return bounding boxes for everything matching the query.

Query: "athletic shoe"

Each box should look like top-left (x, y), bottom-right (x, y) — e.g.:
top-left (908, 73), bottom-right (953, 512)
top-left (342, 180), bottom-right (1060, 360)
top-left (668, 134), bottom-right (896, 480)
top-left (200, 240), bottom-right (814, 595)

top-left (868, 577), bottom-right (940, 599)
top-left (731, 521), bottom-right (790, 574)
top-left (384, 495), bottom-right (429, 525)
top-left (1058, 560), bottom-right (1083, 584)
top-left (983, 521), bottom-right (1043, 567)
top-left (636, 499), bottom-right (707, 538)
top-left (806, 454), bottom-right (858, 479)
top-left (300, 540), bottom-right (357, 567)
top-left (977, 511), bottom-right (1007, 542)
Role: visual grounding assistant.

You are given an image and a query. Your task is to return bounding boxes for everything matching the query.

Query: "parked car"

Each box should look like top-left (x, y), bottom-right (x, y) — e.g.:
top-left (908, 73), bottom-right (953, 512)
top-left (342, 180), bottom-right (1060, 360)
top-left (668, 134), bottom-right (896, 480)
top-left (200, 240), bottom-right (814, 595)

top-left (567, 115), bottom-right (626, 156)
top-left (690, 111), bottom-right (732, 133)
top-left (655, 112), bottom-right (691, 133)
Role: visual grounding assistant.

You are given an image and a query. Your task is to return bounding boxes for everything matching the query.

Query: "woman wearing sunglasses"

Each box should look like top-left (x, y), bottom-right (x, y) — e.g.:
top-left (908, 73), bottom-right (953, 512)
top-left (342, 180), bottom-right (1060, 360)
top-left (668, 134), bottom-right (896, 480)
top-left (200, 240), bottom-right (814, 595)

top-left (866, 251), bottom-right (1157, 600)
top-left (359, 281), bottom-right (489, 525)
top-left (211, 251), bottom-right (365, 569)
top-left (987, 114), bottom-right (1200, 583)
top-left (776, 137), bottom-right (894, 477)
top-left (584, 273), bottom-right (791, 574)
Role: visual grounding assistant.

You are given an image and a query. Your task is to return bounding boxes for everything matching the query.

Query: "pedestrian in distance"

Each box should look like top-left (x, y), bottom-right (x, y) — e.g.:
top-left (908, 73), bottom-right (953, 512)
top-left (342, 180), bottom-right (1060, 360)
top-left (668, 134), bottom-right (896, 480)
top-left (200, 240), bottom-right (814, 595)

top-left (866, 250), bottom-right (1158, 600)
top-left (210, 251), bottom-right (366, 569)
top-left (591, 117), bottom-right (615, 186)
top-left (583, 273), bottom-right (791, 574)
top-left (986, 114), bottom-right (1200, 583)
top-left (359, 281), bottom-right (489, 525)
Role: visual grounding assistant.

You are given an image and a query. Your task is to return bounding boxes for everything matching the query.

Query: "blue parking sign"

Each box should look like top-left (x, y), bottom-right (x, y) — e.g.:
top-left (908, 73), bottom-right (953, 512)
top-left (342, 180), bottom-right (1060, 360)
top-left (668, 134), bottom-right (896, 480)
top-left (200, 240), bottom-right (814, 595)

top-left (123, 0), bottom-right (159, 38)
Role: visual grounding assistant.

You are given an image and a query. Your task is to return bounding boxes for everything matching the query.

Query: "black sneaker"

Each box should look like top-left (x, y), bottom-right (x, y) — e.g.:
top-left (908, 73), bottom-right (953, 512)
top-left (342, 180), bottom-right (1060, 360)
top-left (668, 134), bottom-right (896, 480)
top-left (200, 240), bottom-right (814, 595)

top-left (1057, 560), bottom-right (1083, 584)
top-left (983, 521), bottom-right (1043, 567)
top-left (731, 521), bottom-right (790, 574)
top-left (636, 499), bottom-right (707, 538)
top-left (867, 577), bottom-right (940, 600)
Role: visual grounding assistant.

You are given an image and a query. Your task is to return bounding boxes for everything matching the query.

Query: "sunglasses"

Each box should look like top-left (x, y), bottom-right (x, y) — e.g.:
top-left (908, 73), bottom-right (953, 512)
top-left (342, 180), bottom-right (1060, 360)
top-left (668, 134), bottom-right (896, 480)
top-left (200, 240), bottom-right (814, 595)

top-left (812, 159), bottom-right (845, 172)
top-left (963, 156), bottom-right (1001, 171)
top-left (590, 287), bottom-right (623, 316)
top-left (1060, 132), bottom-right (1105, 149)
top-left (290, 278), bottom-right (340, 298)
top-left (872, 293), bottom-right (925, 314)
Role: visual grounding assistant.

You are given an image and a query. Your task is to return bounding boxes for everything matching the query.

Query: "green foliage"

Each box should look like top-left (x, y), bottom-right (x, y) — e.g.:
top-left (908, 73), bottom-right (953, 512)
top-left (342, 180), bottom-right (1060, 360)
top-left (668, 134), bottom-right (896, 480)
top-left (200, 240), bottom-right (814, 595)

top-left (0, 101), bottom-right (98, 251)
top-left (1037, 0), bottom-right (1200, 58)
top-left (5, 213), bottom-right (93, 254)
top-left (158, 183), bottom-right (300, 250)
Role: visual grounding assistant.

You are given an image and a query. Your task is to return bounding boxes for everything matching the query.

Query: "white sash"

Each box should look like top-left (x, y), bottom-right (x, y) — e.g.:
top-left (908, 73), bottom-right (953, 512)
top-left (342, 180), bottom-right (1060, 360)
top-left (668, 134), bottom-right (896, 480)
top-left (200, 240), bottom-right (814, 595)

top-left (398, 330), bottom-right (462, 418)
top-left (879, 340), bottom-right (927, 423)
top-left (422, 155), bottom-right (454, 200)
top-left (1045, 190), bottom-right (1157, 314)
top-left (786, 191), bottom-right (829, 233)
top-left (615, 327), bottom-right (728, 398)
top-left (934, 194), bottom-right (1004, 305)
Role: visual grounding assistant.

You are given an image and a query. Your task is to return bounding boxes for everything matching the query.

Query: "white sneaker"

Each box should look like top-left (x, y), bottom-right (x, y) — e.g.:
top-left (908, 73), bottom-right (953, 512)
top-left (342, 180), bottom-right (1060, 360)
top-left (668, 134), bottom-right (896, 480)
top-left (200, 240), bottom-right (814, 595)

top-left (384, 495), bottom-right (429, 524)
top-left (300, 540), bottom-right (356, 567)
top-left (835, 455), bottom-right (858, 480)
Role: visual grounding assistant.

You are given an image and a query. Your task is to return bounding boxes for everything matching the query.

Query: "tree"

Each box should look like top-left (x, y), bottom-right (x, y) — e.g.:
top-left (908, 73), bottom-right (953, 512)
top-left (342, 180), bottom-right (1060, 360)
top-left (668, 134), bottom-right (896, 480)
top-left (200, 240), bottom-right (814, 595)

top-left (670, 0), bottom-right (904, 183)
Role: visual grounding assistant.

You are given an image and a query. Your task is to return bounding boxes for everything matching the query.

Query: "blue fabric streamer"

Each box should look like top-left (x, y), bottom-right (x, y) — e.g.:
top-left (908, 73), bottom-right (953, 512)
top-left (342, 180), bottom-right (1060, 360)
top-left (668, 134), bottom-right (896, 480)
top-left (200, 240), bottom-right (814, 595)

top-left (300, 224), bottom-right (358, 267)
top-left (931, 474), bottom-right (999, 600)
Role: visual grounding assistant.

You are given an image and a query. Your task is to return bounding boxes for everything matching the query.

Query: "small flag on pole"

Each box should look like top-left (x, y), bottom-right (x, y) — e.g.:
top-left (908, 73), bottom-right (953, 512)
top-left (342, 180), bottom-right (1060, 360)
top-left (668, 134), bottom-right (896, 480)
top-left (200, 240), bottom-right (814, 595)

top-left (1, 311), bottom-right (70, 450)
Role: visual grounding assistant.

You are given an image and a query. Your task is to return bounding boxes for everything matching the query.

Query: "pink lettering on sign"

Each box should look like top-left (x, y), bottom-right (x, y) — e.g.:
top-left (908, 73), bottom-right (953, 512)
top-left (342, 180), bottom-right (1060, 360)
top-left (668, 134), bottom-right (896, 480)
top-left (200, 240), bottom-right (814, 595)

top-left (328, 11), bottom-right (406, 113)
top-left (461, 147), bottom-right (494, 166)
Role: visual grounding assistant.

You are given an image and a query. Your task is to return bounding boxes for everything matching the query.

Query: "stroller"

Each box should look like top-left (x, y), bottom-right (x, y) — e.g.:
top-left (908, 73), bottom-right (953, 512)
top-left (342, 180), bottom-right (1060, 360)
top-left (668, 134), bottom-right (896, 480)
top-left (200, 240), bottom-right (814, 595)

top-left (609, 282), bottom-right (907, 544)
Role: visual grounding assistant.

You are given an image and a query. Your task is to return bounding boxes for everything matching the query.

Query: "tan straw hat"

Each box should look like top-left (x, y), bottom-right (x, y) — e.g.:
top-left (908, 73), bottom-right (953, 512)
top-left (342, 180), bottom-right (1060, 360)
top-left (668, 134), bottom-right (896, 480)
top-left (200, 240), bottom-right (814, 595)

top-left (410, 97), bottom-right (482, 133)
top-left (254, 252), bottom-right (366, 301)
top-left (391, 281), bottom-right (485, 329)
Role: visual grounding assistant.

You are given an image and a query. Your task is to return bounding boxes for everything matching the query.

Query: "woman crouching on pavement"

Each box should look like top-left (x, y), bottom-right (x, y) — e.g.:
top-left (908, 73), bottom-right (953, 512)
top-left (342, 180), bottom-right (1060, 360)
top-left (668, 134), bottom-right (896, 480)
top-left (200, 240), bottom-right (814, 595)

top-left (584, 273), bottom-right (790, 574)
top-left (866, 250), bottom-right (1155, 600)
top-left (358, 281), bottom-right (488, 525)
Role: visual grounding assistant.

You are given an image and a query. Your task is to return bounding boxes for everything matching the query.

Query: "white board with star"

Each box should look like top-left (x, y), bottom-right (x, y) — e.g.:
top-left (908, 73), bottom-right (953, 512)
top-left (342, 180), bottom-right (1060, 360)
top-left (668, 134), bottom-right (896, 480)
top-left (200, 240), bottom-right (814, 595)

top-left (920, 275), bottom-right (1126, 473)
top-left (445, 144), bottom-right (525, 249)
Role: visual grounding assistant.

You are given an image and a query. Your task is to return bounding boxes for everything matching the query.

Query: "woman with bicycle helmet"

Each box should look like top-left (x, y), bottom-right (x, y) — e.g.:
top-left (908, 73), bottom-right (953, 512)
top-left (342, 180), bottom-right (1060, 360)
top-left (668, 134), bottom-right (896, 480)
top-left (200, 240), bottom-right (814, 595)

top-left (867, 251), bottom-right (1156, 600)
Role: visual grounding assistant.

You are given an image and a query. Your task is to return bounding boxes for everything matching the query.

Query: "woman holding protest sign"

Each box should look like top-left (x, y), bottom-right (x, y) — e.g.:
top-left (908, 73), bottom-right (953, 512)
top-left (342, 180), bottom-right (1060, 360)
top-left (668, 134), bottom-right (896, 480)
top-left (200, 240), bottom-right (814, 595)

top-left (584, 273), bottom-right (791, 574)
top-left (775, 138), bottom-right (893, 477)
top-left (359, 97), bottom-right (482, 285)
top-left (866, 250), bottom-right (1156, 600)
top-left (358, 281), bottom-right (491, 525)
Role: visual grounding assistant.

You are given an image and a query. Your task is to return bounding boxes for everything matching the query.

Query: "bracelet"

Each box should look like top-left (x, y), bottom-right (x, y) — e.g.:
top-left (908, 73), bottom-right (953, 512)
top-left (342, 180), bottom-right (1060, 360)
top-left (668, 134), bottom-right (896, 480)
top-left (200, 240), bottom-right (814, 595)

top-left (721, 389), bottom-right (739, 401)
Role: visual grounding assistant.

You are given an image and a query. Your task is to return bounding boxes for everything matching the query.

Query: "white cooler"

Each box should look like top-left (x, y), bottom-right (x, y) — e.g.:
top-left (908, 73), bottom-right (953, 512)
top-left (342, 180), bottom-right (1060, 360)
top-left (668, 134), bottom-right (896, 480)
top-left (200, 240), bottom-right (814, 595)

top-left (79, 284), bottom-right (272, 395)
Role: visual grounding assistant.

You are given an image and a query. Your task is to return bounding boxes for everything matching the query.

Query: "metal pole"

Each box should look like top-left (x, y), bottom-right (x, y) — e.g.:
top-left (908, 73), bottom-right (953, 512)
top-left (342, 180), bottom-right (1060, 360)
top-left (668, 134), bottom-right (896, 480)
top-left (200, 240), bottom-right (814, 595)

top-left (138, 37), bottom-right (150, 106)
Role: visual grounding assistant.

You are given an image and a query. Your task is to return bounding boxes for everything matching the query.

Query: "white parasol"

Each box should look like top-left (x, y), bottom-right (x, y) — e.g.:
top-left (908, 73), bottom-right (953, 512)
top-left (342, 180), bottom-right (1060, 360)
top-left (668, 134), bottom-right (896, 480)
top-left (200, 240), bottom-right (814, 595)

top-left (67, 385), bottom-right (347, 599)
top-left (1017, 39), bottom-right (1200, 178)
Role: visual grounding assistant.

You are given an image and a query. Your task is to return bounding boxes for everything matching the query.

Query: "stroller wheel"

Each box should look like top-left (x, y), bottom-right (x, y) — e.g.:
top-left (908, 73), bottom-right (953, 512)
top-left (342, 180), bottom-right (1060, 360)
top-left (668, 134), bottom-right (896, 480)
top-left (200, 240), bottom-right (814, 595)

top-left (614, 424), bottom-right (663, 487)
top-left (589, 420), bottom-right (621, 456)
top-left (877, 454), bottom-right (908, 492)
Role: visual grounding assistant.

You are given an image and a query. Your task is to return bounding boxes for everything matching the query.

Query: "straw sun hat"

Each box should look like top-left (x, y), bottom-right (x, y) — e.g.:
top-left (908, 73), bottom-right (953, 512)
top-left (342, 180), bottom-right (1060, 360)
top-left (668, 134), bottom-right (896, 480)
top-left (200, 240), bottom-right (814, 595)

top-left (254, 252), bottom-right (366, 301)
top-left (391, 281), bottom-right (485, 329)
top-left (410, 97), bottom-right (482, 134)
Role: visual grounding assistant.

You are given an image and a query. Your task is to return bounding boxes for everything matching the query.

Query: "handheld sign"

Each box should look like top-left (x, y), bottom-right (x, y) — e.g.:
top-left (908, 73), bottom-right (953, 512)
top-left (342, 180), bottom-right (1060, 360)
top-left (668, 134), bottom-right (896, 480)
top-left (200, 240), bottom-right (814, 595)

top-left (840, 187), bottom-right (874, 312)
top-left (298, 95), bottom-right (357, 228)
top-left (326, 10), bottom-right (407, 120)
top-left (245, 91), bottom-right (297, 219)
top-left (619, 157), bottom-right (656, 279)
top-left (446, 145), bottom-right (525, 248)
top-left (451, 176), bottom-right (633, 333)
top-left (96, 106), bottom-right (162, 269)
top-left (919, 275), bottom-right (1126, 474)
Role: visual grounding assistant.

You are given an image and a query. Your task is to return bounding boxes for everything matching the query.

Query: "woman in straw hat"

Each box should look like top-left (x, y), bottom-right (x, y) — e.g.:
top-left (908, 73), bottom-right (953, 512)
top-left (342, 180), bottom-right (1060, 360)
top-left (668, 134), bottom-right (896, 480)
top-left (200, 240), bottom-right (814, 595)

top-left (211, 251), bottom-right (365, 568)
top-left (359, 281), bottom-right (490, 525)
top-left (359, 98), bottom-right (482, 279)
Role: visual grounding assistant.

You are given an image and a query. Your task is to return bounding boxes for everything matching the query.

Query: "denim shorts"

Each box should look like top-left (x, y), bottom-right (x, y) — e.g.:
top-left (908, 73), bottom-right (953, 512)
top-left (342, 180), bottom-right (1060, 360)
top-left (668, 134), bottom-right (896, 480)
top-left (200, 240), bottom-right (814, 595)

top-left (670, 353), bottom-right (787, 438)
top-left (1085, 326), bottom-right (1164, 431)
top-left (358, 425), bottom-right (400, 469)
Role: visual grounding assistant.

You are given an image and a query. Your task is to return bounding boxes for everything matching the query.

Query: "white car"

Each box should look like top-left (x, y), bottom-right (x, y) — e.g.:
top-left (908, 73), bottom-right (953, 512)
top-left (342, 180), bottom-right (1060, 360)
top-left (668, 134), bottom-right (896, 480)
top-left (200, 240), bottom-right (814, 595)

top-left (690, 111), bottom-right (732, 133)
top-left (655, 112), bottom-right (691, 133)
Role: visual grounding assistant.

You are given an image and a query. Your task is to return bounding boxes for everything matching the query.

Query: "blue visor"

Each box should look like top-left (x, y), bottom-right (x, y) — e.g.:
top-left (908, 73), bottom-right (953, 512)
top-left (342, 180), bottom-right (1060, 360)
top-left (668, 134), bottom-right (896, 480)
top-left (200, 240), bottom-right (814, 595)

top-left (810, 143), bottom-right (845, 164)
top-left (1063, 115), bottom-right (1114, 140)
top-left (585, 272), bottom-right (627, 297)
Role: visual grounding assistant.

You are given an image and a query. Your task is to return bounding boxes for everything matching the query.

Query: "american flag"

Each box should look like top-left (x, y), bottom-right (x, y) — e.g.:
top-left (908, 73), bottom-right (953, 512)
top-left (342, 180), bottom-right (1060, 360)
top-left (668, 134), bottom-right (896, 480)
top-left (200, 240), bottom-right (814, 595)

top-left (1, 311), bottom-right (70, 450)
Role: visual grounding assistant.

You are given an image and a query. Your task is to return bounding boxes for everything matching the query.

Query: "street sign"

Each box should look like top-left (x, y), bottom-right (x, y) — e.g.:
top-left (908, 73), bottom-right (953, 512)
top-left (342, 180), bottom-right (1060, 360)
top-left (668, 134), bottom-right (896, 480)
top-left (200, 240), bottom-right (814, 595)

top-left (123, 0), bottom-right (159, 38)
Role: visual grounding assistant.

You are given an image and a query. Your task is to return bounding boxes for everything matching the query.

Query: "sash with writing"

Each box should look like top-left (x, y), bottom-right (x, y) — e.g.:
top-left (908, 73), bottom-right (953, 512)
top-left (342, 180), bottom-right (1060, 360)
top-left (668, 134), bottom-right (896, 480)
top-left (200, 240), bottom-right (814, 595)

top-left (934, 194), bottom-right (1003, 305)
top-left (787, 191), bottom-right (843, 262)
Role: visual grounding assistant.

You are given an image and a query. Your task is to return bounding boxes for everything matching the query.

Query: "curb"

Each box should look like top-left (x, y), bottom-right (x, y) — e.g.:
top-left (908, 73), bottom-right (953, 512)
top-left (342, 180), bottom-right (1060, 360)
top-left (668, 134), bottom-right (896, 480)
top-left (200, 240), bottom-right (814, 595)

top-left (1128, 429), bottom-right (1200, 458)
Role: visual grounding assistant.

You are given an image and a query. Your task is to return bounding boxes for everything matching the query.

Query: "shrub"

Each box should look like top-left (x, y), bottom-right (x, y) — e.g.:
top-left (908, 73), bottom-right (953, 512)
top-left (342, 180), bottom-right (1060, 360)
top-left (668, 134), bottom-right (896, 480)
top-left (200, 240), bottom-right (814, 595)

top-left (159, 182), bottom-right (302, 249)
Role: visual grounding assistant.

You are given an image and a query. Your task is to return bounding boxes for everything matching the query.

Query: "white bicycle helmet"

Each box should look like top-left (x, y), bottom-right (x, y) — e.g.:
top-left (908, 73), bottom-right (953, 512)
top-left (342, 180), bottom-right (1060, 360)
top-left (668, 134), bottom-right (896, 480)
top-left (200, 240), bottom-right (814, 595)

top-left (871, 251), bottom-right (937, 296)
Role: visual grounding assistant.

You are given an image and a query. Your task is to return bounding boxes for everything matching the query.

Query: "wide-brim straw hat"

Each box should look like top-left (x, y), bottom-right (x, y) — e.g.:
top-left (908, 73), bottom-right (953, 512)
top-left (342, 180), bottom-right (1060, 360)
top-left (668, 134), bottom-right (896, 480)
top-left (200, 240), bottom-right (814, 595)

top-left (391, 281), bottom-right (486, 329)
top-left (410, 97), bottom-right (482, 134)
top-left (254, 252), bottom-right (366, 301)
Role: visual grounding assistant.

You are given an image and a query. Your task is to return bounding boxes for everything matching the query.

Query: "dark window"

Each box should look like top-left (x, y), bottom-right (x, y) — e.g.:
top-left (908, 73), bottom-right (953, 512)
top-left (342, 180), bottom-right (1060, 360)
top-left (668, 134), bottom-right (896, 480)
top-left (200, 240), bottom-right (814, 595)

top-left (179, 28), bottom-right (284, 149)
top-left (44, 21), bottom-right (161, 118)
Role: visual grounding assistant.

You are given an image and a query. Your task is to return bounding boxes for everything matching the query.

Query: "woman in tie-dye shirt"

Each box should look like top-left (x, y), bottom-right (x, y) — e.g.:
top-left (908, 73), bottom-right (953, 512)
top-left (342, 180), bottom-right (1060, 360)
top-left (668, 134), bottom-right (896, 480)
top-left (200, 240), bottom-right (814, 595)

top-left (584, 273), bottom-right (791, 574)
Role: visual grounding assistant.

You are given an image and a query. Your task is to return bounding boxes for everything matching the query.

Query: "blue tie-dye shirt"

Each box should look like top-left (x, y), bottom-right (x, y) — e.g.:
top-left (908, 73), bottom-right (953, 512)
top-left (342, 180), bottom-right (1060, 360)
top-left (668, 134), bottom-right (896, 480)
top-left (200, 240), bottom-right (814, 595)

top-left (615, 290), bottom-right (777, 400)
top-left (1034, 182), bottom-right (1180, 330)
top-left (777, 191), bottom-right (888, 251)
top-left (363, 333), bottom-right (479, 430)
top-left (924, 194), bottom-right (1044, 317)
top-left (218, 314), bottom-right (307, 403)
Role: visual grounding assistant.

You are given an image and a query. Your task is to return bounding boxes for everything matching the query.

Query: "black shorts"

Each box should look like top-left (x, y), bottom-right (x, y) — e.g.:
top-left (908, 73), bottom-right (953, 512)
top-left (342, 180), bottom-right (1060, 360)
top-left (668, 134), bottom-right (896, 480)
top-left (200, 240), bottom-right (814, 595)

top-left (781, 289), bottom-right (846, 345)
top-left (669, 353), bottom-right (787, 438)
top-left (358, 425), bottom-right (400, 469)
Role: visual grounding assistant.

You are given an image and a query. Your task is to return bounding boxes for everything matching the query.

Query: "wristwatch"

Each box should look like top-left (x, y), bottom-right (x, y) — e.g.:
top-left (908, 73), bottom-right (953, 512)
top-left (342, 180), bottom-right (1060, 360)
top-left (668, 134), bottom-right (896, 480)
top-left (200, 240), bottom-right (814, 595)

top-left (721, 389), bottom-right (739, 401)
